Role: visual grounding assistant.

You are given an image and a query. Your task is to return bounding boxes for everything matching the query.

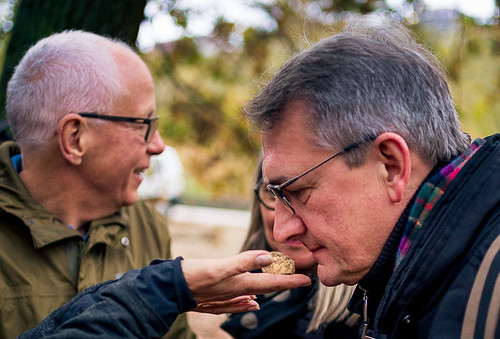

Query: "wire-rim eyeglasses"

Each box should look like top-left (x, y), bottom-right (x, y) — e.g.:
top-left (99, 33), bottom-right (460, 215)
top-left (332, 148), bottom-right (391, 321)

top-left (266, 135), bottom-right (377, 214)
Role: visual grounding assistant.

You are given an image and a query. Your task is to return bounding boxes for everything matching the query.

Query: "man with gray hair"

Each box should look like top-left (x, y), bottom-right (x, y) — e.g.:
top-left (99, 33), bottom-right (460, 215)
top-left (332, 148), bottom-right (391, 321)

top-left (0, 30), bottom-right (198, 338)
top-left (246, 15), bottom-right (499, 338)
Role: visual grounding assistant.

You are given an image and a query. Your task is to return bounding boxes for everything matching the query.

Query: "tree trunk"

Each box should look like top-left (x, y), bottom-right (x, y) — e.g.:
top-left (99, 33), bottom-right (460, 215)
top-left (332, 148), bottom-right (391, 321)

top-left (0, 0), bottom-right (147, 128)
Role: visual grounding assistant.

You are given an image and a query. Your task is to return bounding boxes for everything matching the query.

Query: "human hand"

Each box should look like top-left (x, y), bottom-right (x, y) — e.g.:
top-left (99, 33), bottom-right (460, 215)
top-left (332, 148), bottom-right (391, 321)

top-left (193, 295), bottom-right (259, 314)
top-left (181, 250), bottom-right (311, 305)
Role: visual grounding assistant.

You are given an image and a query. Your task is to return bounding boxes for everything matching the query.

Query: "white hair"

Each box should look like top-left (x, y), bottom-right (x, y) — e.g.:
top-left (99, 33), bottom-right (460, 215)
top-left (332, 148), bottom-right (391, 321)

top-left (6, 30), bottom-right (126, 149)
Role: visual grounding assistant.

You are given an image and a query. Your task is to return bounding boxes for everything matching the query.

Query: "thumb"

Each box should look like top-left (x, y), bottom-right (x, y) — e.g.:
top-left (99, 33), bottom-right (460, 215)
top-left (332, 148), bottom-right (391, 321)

top-left (181, 250), bottom-right (273, 288)
top-left (218, 250), bottom-right (273, 278)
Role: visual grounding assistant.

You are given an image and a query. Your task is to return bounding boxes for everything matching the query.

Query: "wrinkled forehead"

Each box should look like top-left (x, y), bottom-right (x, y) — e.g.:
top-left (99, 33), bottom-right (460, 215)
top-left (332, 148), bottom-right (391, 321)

top-left (260, 145), bottom-right (281, 184)
top-left (261, 127), bottom-right (327, 185)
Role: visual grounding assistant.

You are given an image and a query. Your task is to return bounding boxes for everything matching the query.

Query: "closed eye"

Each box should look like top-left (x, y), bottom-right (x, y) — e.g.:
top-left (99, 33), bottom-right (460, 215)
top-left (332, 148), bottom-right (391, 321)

top-left (285, 186), bottom-right (313, 204)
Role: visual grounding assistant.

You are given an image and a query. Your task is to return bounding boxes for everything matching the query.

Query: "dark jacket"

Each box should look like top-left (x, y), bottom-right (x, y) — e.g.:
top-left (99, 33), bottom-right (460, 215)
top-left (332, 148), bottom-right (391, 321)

top-left (17, 257), bottom-right (198, 338)
top-left (349, 134), bottom-right (500, 338)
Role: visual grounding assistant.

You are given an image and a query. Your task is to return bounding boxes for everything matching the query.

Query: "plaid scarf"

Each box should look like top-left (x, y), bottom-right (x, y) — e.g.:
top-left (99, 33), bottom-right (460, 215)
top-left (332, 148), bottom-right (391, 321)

top-left (394, 138), bottom-right (486, 270)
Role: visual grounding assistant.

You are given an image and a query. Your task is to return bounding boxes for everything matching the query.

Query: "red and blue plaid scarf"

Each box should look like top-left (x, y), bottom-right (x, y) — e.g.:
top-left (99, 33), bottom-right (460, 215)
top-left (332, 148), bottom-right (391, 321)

top-left (394, 138), bottom-right (486, 270)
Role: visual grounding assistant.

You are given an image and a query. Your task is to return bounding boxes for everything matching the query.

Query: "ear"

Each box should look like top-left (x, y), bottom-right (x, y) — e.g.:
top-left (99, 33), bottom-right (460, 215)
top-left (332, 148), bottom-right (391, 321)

top-left (374, 132), bottom-right (412, 203)
top-left (57, 114), bottom-right (87, 166)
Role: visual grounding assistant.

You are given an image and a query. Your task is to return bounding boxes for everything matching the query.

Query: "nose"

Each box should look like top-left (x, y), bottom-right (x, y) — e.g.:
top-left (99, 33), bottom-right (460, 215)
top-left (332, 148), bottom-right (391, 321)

top-left (273, 200), bottom-right (307, 244)
top-left (147, 130), bottom-right (165, 155)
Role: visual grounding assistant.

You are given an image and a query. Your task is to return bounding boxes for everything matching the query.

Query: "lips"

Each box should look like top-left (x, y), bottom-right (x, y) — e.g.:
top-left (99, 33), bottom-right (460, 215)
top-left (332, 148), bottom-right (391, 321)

top-left (310, 246), bottom-right (322, 253)
top-left (309, 246), bottom-right (326, 261)
top-left (133, 167), bottom-right (147, 184)
top-left (286, 239), bottom-right (305, 248)
top-left (134, 168), bottom-right (146, 175)
top-left (303, 240), bottom-right (321, 253)
top-left (134, 162), bottom-right (150, 176)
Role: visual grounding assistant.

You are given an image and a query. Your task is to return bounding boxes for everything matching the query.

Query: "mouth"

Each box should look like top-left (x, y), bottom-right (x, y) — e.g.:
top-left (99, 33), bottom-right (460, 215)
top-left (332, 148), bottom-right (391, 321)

top-left (309, 246), bottom-right (325, 259)
top-left (310, 246), bottom-right (322, 253)
top-left (134, 168), bottom-right (146, 178)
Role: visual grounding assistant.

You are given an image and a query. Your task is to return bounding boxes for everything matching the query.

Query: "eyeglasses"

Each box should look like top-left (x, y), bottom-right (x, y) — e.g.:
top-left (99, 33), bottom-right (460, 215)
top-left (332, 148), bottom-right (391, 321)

top-left (266, 135), bottom-right (377, 214)
top-left (254, 180), bottom-right (275, 210)
top-left (77, 112), bottom-right (159, 143)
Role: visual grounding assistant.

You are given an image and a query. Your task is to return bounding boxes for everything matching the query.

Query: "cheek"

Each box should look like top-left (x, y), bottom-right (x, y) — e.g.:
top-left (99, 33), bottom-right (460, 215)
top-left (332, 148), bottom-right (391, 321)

top-left (103, 151), bottom-right (143, 189)
top-left (261, 208), bottom-right (275, 231)
top-left (261, 206), bottom-right (278, 246)
top-left (302, 198), bottom-right (340, 240)
top-left (308, 199), bottom-right (393, 283)
top-left (309, 176), bottom-right (382, 239)
top-left (108, 154), bottom-right (133, 175)
top-left (302, 197), bottom-right (361, 261)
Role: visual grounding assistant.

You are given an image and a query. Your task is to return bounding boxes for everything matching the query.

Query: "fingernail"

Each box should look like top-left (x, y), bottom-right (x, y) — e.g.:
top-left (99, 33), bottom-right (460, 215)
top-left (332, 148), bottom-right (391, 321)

top-left (246, 301), bottom-right (260, 311)
top-left (256, 254), bottom-right (272, 266)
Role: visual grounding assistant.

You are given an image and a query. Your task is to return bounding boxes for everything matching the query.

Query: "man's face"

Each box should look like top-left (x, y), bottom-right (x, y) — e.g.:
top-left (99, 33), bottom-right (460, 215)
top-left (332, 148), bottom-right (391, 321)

top-left (83, 50), bottom-right (165, 210)
top-left (261, 101), bottom-right (399, 286)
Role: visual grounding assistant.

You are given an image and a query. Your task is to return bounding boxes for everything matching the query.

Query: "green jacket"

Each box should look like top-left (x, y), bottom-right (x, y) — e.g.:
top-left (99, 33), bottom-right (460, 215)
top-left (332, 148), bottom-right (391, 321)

top-left (0, 141), bottom-right (195, 339)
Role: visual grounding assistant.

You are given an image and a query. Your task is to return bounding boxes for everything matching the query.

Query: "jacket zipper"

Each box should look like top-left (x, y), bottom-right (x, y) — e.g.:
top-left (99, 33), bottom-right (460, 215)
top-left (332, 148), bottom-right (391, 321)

top-left (360, 287), bottom-right (375, 339)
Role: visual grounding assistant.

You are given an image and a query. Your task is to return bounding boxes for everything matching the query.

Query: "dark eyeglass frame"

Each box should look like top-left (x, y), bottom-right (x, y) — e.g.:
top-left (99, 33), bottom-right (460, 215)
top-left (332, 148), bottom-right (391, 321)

top-left (77, 112), bottom-right (159, 143)
top-left (266, 135), bottom-right (377, 215)
top-left (254, 180), bottom-right (275, 211)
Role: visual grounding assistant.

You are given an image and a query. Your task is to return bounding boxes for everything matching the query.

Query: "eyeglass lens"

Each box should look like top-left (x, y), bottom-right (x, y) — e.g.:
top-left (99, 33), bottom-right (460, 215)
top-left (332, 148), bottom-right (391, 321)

top-left (146, 118), bottom-right (159, 143)
top-left (267, 186), bottom-right (295, 214)
top-left (257, 183), bottom-right (276, 210)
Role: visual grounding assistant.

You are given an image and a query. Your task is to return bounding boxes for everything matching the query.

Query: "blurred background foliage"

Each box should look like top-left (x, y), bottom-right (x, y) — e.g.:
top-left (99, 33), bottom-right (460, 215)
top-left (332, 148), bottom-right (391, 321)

top-left (0, 0), bottom-right (498, 208)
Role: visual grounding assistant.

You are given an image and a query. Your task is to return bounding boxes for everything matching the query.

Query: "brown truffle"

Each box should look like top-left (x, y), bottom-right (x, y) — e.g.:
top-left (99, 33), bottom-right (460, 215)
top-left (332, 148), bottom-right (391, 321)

top-left (261, 251), bottom-right (295, 275)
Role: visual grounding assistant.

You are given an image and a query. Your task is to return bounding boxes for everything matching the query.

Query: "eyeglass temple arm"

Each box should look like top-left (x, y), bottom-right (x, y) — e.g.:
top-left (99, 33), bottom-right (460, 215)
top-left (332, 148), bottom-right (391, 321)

top-left (343, 135), bottom-right (378, 152)
top-left (277, 134), bottom-right (378, 189)
top-left (277, 153), bottom-right (341, 189)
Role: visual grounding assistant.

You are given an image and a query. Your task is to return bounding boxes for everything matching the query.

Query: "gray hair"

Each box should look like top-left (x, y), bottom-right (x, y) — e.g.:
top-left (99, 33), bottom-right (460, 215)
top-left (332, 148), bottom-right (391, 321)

top-left (245, 14), bottom-right (470, 166)
top-left (6, 30), bottom-right (127, 148)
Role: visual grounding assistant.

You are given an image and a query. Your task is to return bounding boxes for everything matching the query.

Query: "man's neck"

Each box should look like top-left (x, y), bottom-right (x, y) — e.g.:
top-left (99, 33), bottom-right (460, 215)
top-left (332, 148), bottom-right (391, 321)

top-left (19, 150), bottom-right (118, 230)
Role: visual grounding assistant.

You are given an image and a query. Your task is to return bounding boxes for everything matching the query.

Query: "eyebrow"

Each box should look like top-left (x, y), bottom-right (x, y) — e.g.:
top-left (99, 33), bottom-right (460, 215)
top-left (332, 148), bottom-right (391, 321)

top-left (266, 175), bottom-right (294, 185)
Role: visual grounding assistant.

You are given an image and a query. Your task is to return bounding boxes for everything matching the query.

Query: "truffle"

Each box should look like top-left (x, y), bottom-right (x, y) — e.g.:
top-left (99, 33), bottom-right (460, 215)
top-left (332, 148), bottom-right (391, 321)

top-left (261, 251), bottom-right (295, 275)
